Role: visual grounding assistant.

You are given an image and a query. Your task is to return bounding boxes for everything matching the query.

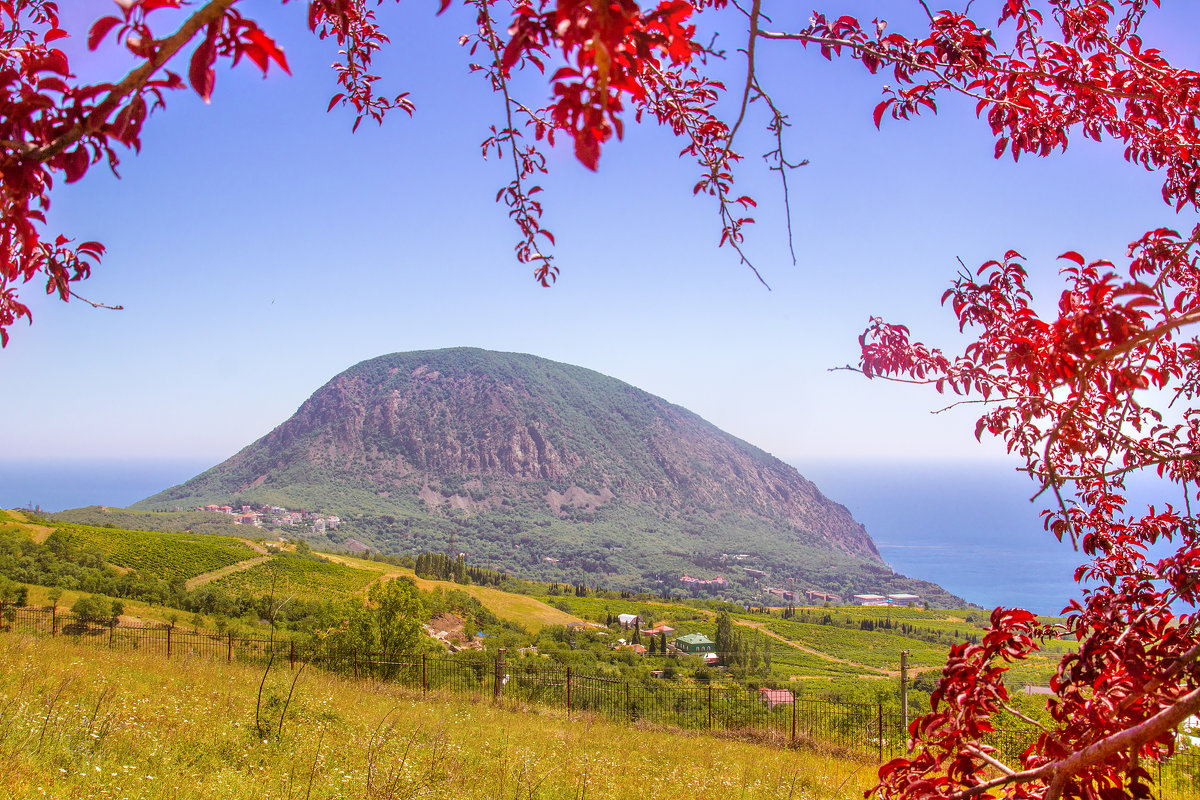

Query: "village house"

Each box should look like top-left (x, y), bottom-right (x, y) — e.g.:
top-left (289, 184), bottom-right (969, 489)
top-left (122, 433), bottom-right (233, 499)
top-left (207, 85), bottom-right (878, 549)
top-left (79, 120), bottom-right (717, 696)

top-left (616, 613), bottom-right (639, 628)
top-left (674, 633), bottom-right (715, 654)
top-left (853, 594), bottom-right (889, 606)
top-left (679, 575), bottom-right (728, 589)
top-left (804, 590), bottom-right (840, 604)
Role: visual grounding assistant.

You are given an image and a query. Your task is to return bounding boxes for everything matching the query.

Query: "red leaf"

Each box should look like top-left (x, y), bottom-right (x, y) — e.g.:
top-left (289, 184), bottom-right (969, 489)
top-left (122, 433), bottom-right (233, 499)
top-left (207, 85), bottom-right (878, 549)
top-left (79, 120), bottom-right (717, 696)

top-left (1058, 251), bottom-right (1086, 266)
top-left (500, 35), bottom-right (524, 73)
top-left (88, 17), bottom-right (122, 50)
top-left (38, 49), bottom-right (69, 76)
top-left (61, 147), bottom-right (89, 183)
top-left (43, 28), bottom-right (68, 43)
top-left (188, 22), bottom-right (220, 103)
top-left (872, 100), bottom-right (888, 128)
top-left (140, 0), bottom-right (182, 12)
top-left (574, 130), bottom-right (600, 171)
top-left (245, 28), bottom-right (290, 75)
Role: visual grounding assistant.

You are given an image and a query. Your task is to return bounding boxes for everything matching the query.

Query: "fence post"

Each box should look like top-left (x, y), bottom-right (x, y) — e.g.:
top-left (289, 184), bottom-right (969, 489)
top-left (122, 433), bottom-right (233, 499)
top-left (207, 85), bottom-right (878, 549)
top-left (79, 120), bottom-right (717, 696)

top-left (0, 599), bottom-right (5, 632)
top-left (877, 700), bottom-right (884, 764)
top-left (422, 653), bottom-right (428, 694)
top-left (494, 648), bottom-right (505, 702)
top-left (353, 647), bottom-right (359, 680)
top-left (790, 688), bottom-right (797, 746)
top-left (166, 625), bottom-right (172, 658)
top-left (900, 650), bottom-right (909, 732)
top-left (51, 605), bottom-right (56, 637)
top-left (290, 640), bottom-right (296, 671)
top-left (566, 667), bottom-right (572, 715)
top-left (109, 620), bottom-right (115, 649)
top-left (227, 632), bottom-right (233, 663)
top-left (707, 684), bottom-right (713, 729)
top-left (625, 682), bottom-right (631, 721)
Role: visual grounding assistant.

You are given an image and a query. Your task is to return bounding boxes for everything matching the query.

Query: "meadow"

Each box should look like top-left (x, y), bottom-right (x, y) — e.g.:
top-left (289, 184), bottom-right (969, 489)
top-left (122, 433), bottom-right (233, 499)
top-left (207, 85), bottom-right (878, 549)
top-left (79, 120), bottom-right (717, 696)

top-left (0, 633), bottom-right (882, 800)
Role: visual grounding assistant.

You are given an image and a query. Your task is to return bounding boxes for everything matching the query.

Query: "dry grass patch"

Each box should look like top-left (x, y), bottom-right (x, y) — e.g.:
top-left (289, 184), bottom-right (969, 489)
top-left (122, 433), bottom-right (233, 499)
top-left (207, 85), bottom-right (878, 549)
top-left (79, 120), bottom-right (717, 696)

top-left (0, 634), bottom-right (879, 800)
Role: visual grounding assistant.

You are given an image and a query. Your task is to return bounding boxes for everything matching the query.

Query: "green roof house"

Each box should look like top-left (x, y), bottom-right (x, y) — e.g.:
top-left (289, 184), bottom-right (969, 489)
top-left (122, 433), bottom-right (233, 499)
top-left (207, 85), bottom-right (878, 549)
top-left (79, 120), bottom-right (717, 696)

top-left (674, 633), bottom-right (715, 654)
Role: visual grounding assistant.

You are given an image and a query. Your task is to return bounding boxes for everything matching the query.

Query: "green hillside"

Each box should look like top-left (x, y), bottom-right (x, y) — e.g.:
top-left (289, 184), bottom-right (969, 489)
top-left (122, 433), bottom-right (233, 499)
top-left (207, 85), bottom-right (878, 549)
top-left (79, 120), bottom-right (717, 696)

top-left (130, 349), bottom-right (964, 607)
top-left (50, 524), bottom-right (255, 581)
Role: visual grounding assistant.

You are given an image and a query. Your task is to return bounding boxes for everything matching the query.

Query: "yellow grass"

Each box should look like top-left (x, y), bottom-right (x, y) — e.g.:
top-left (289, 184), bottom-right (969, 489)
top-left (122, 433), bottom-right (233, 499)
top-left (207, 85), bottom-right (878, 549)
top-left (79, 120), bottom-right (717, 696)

top-left (319, 553), bottom-right (584, 632)
top-left (0, 634), bottom-right (881, 800)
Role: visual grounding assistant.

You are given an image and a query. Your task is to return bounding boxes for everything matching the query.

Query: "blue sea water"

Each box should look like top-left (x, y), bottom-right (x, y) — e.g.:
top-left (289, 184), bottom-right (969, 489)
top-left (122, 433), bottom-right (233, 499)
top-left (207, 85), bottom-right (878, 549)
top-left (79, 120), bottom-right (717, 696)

top-left (0, 457), bottom-right (1181, 616)
top-left (793, 458), bottom-right (1188, 616)
top-left (0, 458), bottom-right (215, 514)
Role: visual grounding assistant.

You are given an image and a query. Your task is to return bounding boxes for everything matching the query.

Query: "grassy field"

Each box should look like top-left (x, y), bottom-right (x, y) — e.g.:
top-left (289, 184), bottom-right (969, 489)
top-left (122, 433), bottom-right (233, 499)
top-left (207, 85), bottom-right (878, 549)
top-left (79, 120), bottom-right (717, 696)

top-left (0, 634), bottom-right (883, 800)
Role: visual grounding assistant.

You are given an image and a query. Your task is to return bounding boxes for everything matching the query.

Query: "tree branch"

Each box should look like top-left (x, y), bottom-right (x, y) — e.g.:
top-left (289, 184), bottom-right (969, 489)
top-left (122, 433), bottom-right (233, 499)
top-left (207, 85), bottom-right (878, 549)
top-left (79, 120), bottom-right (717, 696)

top-left (29, 0), bottom-right (238, 164)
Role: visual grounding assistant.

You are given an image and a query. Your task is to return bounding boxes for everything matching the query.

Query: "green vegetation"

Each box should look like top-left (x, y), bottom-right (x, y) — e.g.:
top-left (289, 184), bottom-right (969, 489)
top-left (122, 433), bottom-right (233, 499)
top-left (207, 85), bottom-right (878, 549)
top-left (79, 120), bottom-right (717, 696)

top-left (209, 552), bottom-right (379, 601)
top-left (49, 504), bottom-right (247, 537)
top-left (50, 524), bottom-right (254, 581)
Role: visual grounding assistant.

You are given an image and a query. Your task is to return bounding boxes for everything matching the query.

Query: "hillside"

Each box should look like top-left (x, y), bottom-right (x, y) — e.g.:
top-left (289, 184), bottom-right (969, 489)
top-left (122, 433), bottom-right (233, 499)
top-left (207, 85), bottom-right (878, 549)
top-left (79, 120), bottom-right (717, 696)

top-left (134, 348), bottom-right (957, 604)
top-left (0, 509), bottom-right (1058, 693)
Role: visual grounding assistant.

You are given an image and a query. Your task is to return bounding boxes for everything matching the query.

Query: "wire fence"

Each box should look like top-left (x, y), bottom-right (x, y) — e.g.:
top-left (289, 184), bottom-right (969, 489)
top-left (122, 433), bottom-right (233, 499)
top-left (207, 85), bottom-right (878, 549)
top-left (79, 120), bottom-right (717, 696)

top-left (3, 602), bottom-right (1199, 796)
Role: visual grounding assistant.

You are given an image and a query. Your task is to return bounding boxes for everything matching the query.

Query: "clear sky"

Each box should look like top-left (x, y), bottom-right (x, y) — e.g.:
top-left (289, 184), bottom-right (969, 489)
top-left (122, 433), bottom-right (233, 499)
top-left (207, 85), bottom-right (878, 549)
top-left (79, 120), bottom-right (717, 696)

top-left (2, 1), bottom-right (1198, 475)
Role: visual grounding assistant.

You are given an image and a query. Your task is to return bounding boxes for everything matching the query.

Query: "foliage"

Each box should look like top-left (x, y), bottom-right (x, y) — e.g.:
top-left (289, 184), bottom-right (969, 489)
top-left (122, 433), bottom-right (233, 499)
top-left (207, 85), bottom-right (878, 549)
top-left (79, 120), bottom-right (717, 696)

top-left (790, 3), bottom-right (1200, 799)
top-left (415, 551), bottom-right (509, 586)
top-left (340, 578), bottom-right (426, 662)
top-left (0, 524), bottom-right (187, 606)
top-left (69, 593), bottom-right (120, 625)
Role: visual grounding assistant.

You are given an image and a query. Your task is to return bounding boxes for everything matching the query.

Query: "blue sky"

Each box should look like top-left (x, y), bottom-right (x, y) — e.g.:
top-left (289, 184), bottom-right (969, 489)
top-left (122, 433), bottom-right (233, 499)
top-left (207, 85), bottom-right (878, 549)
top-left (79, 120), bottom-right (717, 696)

top-left (2, 1), bottom-right (1198, 475)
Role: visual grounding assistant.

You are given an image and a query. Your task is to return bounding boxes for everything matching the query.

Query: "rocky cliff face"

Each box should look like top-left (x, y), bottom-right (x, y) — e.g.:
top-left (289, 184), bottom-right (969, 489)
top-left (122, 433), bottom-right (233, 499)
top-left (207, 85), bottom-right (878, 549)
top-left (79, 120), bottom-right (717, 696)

top-left (141, 348), bottom-right (882, 567)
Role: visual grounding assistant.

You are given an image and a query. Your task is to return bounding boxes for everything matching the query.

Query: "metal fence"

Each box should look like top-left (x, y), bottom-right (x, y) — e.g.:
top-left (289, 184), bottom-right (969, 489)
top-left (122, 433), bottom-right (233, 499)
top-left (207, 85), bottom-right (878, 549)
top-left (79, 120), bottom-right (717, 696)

top-left (3, 602), bottom-right (1198, 797)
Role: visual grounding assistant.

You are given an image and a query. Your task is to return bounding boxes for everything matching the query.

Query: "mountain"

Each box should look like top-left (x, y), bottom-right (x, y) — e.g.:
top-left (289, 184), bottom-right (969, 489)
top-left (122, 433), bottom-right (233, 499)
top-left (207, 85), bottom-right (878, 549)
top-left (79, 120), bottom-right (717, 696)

top-left (136, 348), bottom-right (960, 605)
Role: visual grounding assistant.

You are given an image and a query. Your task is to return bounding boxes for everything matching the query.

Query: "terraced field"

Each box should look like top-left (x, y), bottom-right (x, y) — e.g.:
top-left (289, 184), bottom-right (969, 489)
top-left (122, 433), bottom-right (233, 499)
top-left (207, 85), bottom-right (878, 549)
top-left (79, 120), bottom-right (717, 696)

top-left (52, 524), bottom-right (256, 581)
top-left (210, 552), bottom-right (379, 600)
top-left (756, 617), bottom-right (949, 672)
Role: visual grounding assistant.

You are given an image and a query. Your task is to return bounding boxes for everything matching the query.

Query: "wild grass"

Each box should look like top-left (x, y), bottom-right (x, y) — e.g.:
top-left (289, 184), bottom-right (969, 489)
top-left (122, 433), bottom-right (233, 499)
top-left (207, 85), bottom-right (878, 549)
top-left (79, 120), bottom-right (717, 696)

top-left (0, 634), bottom-right (882, 800)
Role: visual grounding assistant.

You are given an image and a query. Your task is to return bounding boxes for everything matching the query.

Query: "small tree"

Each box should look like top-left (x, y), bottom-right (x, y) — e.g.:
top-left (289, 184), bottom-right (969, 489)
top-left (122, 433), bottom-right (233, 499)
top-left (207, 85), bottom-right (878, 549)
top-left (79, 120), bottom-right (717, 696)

top-left (70, 595), bottom-right (110, 625)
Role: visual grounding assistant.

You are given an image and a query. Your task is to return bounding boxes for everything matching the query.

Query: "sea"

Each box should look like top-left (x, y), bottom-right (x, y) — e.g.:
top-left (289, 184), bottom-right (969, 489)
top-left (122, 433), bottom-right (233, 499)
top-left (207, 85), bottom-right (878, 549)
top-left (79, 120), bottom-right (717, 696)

top-left (0, 457), bottom-right (1182, 616)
